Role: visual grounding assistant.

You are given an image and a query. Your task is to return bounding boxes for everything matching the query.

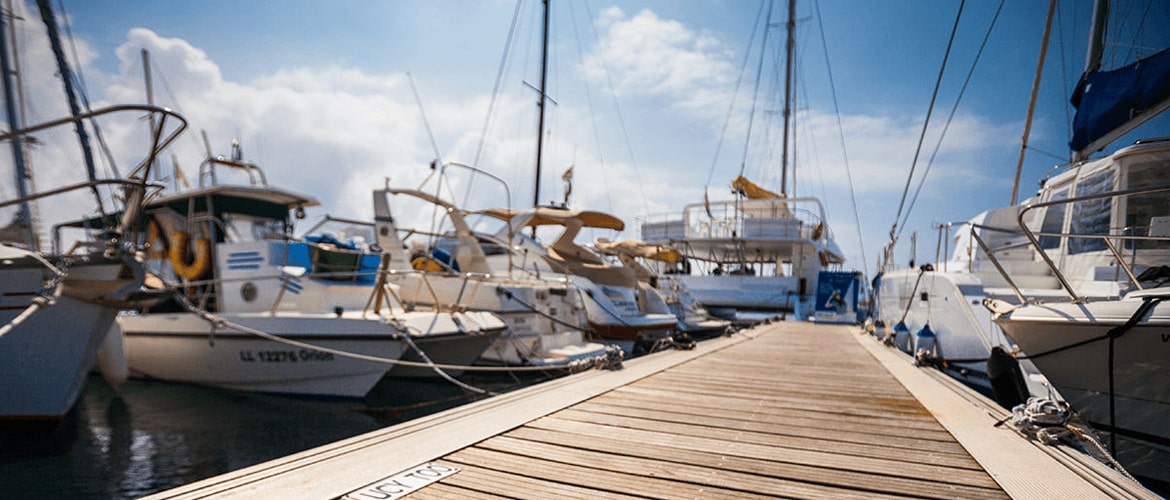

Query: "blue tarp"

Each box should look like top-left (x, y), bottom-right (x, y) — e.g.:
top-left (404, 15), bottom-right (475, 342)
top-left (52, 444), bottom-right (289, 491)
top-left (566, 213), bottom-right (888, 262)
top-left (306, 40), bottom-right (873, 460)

top-left (1070, 48), bottom-right (1170, 153)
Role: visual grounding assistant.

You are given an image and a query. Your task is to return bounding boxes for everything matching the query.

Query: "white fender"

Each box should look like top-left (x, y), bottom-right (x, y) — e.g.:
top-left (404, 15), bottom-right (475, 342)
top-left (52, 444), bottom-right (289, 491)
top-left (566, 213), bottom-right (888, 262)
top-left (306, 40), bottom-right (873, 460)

top-left (96, 320), bottom-right (129, 391)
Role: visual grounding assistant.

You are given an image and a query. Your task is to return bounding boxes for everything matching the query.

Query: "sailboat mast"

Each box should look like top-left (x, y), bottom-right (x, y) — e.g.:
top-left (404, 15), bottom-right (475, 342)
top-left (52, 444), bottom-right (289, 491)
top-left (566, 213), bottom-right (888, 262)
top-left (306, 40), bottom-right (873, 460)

top-left (1009, 0), bottom-right (1057, 206)
top-left (35, 0), bottom-right (98, 184)
top-left (1084, 0), bottom-right (1109, 75)
top-left (780, 0), bottom-right (795, 196)
top-left (0, 6), bottom-right (35, 250)
top-left (533, 0), bottom-right (550, 208)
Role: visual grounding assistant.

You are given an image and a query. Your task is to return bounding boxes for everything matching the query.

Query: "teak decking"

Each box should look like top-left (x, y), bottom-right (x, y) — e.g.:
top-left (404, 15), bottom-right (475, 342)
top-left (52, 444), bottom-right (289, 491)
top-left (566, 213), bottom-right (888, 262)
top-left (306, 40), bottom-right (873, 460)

top-left (145, 322), bottom-right (1157, 499)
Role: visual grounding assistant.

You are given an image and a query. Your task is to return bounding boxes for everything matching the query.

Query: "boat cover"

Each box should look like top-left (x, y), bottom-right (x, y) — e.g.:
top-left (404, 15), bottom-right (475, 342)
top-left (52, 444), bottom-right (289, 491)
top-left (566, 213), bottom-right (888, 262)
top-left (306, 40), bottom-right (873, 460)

top-left (1070, 48), bottom-right (1170, 153)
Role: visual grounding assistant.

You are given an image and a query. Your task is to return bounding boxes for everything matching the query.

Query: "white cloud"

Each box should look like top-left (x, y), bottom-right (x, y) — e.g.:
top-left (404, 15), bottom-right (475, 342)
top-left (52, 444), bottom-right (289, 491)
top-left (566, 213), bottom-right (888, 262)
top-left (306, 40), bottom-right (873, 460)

top-left (580, 7), bottom-right (737, 119)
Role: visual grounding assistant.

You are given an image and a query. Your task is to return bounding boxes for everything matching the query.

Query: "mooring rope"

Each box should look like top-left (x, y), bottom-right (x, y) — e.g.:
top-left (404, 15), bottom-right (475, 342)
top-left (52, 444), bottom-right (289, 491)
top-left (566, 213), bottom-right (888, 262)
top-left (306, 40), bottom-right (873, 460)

top-left (0, 254), bottom-right (69, 339)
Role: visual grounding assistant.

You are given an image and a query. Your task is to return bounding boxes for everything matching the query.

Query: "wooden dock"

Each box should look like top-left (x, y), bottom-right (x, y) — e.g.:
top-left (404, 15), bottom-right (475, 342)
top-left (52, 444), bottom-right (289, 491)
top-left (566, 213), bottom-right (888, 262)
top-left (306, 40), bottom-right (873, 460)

top-left (144, 322), bottom-right (1158, 499)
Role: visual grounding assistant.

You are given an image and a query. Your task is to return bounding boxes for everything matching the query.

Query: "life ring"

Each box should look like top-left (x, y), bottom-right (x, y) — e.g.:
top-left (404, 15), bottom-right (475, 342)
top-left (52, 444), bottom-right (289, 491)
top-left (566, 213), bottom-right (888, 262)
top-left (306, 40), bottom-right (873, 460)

top-left (146, 219), bottom-right (168, 259)
top-left (170, 230), bottom-right (212, 280)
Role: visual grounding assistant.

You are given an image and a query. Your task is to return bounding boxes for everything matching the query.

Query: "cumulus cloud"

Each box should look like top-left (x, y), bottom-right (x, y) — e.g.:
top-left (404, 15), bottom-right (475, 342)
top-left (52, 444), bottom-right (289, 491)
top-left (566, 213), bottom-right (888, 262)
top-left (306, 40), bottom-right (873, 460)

top-left (2, 2), bottom-right (1030, 276)
top-left (580, 7), bottom-right (737, 119)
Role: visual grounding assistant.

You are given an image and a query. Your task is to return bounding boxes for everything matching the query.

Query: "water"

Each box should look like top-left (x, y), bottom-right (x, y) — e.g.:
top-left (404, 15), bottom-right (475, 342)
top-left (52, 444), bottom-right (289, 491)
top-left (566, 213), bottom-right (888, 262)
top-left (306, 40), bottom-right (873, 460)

top-left (0, 372), bottom-right (551, 499)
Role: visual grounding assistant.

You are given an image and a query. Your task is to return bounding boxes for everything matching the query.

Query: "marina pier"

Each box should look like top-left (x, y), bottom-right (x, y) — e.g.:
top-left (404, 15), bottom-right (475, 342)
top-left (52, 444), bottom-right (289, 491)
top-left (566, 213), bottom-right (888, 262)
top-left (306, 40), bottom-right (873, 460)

top-left (143, 322), bottom-right (1156, 499)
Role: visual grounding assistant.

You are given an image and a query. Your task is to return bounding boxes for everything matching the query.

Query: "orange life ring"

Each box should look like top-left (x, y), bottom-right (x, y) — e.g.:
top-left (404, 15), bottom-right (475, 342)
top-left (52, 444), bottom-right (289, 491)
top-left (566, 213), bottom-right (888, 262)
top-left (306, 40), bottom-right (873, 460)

top-left (170, 230), bottom-right (212, 280)
top-left (146, 219), bottom-right (168, 259)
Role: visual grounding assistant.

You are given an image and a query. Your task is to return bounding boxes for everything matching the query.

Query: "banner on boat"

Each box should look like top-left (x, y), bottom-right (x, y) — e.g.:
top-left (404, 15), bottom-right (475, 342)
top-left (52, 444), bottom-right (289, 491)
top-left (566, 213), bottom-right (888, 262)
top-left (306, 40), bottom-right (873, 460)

top-left (813, 271), bottom-right (861, 325)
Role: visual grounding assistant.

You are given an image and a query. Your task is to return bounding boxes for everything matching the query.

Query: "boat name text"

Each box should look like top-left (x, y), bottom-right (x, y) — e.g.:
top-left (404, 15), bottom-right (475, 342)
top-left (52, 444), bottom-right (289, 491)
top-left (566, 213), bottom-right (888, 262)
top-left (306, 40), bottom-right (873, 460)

top-left (238, 349), bottom-right (335, 363)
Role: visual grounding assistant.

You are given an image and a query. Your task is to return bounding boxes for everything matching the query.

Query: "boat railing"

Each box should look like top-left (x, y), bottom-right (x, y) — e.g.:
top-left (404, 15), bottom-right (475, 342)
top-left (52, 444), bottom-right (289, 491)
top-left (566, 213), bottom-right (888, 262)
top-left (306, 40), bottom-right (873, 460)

top-left (640, 196), bottom-right (829, 243)
top-left (3, 105), bottom-right (187, 251)
top-left (1007, 182), bottom-right (1170, 304)
top-left (939, 221), bottom-right (1032, 274)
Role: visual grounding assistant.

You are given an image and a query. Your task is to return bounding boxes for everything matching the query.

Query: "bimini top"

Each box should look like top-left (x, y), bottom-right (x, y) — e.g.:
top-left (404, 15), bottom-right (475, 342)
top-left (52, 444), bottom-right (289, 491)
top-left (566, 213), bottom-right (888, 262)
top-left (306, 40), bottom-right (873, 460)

top-left (594, 239), bottom-right (683, 264)
top-left (478, 206), bottom-right (625, 231)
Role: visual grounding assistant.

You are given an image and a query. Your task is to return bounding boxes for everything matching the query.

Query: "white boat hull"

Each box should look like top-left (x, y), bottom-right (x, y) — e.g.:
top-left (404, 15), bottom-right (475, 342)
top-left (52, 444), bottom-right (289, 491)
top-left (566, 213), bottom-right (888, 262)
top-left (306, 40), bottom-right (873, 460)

top-left (119, 312), bottom-right (408, 398)
top-left (995, 297), bottom-right (1170, 484)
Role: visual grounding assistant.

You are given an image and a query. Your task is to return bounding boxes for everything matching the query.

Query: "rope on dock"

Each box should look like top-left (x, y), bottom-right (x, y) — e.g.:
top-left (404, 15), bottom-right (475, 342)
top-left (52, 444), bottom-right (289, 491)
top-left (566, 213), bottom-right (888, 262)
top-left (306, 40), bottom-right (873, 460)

top-left (1002, 396), bottom-right (1137, 483)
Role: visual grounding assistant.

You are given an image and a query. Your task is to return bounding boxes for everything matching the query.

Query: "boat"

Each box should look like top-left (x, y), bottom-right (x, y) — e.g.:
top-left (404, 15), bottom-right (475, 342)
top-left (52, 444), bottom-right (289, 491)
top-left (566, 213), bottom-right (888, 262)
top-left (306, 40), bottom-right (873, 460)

top-left (0, 1), bottom-right (187, 424)
top-left (887, 0), bottom-right (1170, 487)
top-left (479, 206), bottom-right (680, 355)
top-left (639, 0), bottom-right (849, 325)
top-left (871, 207), bottom-right (1064, 405)
top-left (368, 177), bottom-right (616, 368)
top-left (985, 139), bottom-right (1170, 485)
top-left (593, 238), bottom-right (732, 337)
top-left (107, 144), bottom-right (506, 397)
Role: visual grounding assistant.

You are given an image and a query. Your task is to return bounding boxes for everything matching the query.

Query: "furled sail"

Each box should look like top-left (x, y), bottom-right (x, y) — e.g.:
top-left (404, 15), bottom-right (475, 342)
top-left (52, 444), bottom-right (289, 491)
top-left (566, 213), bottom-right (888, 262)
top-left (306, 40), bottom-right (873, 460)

top-left (1070, 48), bottom-right (1170, 155)
top-left (731, 175), bottom-right (781, 200)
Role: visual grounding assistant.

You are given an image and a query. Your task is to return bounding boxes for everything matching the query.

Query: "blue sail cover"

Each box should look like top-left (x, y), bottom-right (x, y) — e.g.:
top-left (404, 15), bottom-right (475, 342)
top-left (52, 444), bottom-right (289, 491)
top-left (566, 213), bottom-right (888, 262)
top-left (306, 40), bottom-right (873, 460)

top-left (1070, 48), bottom-right (1170, 152)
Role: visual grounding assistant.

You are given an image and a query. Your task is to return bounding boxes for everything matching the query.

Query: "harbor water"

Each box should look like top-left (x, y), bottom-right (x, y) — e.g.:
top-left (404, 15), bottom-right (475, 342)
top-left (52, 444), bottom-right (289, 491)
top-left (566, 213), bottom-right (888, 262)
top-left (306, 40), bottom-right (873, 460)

top-left (0, 372), bottom-right (551, 499)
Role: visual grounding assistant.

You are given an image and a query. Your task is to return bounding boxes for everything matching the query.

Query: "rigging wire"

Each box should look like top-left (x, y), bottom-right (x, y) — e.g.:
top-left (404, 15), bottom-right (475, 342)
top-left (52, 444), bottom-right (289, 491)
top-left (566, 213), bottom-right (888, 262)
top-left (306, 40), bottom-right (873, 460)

top-left (704, 0), bottom-right (768, 189)
top-left (567, 0), bottom-right (614, 212)
top-left (469, 0), bottom-right (524, 208)
top-left (888, 0), bottom-right (966, 247)
top-left (903, 0), bottom-right (1005, 230)
top-left (738, 0), bottom-right (777, 181)
top-left (580, 0), bottom-right (649, 216)
top-left (812, 0), bottom-right (867, 275)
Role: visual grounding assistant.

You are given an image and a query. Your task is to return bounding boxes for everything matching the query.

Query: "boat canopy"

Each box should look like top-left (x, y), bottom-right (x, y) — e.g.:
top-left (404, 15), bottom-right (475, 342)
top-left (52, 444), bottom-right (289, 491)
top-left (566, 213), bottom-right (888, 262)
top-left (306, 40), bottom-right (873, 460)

top-left (595, 239), bottom-right (683, 264)
top-left (478, 206), bottom-right (625, 230)
top-left (1071, 48), bottom-right (1170, 154)
top-left (731, 175), bottom-right (781, 200)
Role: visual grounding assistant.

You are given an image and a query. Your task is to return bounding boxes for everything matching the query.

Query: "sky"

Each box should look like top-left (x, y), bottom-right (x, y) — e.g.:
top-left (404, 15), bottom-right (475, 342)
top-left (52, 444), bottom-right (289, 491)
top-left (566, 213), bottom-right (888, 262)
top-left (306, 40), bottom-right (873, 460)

top-left (3, 0), bottom-right (1170, 278)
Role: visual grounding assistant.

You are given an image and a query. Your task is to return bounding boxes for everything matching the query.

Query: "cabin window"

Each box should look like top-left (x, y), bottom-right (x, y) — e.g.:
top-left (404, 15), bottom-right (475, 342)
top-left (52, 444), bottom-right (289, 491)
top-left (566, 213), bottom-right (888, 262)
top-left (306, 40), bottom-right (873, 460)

top-left (1068, 169), bottom-right (1115, 254)
top-left (223, 213), bottom-right (285, 243)
top-left (1037, 189), bottom-right (1068, 250)
top-left (1124, 159), bottom-right (1170, 250)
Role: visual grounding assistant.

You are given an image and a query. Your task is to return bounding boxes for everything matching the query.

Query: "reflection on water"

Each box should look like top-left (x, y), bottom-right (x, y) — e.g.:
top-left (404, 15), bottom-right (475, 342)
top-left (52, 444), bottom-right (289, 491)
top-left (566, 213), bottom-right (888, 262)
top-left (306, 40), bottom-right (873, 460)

top-left (0, 371), bottom-right (553, 499)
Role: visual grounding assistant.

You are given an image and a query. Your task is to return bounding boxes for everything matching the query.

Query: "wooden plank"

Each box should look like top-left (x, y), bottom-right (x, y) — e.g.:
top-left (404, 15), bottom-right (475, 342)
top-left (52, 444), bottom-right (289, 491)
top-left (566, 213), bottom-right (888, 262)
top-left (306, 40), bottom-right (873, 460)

top-left (586, 391), bottom-right (956, 439)
top-left (418, 462), bottom-right (642, 500)
top-left (610, 385), bottom-right (939, 428)
top-left (445, 446), bottom-right (769, 499)
top-left (481, 432), bottom-right (1006, 500)
top-left (852, 324), bottom-right (1130, 499)
top-left (568, 400), bottom-right (967, 453)
top-left (518, 417), bottom-right (1001, 488)
top-left (140, 329), bottom-right (762, 499)
top-left (550, 407), bottom-right (975, 460)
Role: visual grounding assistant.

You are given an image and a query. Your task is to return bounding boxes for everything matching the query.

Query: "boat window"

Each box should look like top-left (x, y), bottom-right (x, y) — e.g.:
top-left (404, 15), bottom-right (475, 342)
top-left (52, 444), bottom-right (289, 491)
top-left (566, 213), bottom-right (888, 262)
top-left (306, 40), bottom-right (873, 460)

top-left (1124, 159), bottom-right (1170, 250)
top-left (1068, 169), bottom-right (1115, 254)
top-left (1038, 189), bottom-right (1068, 250)
top-left (223, 213), bottom-right (285, 243)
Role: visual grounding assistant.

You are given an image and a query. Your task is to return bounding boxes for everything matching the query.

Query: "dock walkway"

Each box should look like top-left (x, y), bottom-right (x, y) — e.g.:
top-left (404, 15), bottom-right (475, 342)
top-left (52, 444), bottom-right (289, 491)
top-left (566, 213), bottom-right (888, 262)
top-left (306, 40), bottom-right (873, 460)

top-left (145, 322), bottom-right (1157, 499)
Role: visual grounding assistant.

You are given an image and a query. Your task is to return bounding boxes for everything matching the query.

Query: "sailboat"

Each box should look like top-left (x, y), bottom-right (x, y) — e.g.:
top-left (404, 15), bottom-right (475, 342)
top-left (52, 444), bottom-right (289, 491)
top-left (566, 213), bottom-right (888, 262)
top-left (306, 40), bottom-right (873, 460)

top-left (0, 1), bottom-right (187, 423)
top-left (640, 0), bottom-right (849, 324)
top-left (479, 205), bottom-right (680, 355)
top-left (593, 238), bottom-right (732, 337)
top-left (369, 174), bottom-right (616, 367)
top-left (982, 0), bottom-right (1170, 486)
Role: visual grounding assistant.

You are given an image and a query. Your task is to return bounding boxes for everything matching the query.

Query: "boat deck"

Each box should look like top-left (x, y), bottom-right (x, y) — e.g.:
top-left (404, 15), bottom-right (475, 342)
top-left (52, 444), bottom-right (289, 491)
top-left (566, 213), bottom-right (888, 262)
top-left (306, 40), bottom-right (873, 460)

top-left (144, 322), bottom-right (1157, 499)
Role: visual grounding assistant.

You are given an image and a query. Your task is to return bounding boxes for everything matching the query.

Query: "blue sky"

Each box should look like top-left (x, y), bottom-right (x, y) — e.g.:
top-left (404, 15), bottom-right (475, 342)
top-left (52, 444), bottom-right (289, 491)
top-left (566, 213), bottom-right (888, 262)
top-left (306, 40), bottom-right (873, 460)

top-left (5, 0), bottom-right (1170, 277)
